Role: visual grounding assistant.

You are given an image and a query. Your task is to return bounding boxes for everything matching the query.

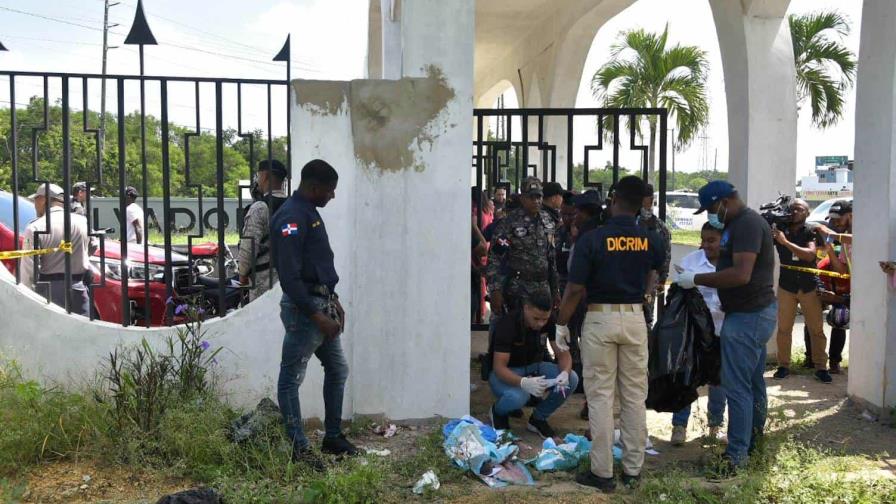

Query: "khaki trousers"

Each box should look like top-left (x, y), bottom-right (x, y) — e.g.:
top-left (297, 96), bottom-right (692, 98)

top-left (776, 287), bottom-right (827, 369)
top-left (580, 304), bottom-right (648, 478)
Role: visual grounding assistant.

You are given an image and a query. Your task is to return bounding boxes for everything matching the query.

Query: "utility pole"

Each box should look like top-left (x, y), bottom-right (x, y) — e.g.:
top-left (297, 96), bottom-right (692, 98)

top-left (100, 0), bottom-right (120, 162)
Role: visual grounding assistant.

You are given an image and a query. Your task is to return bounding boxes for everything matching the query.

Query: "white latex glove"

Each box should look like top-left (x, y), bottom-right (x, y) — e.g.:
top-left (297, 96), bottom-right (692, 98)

top-left (554, 325), bottom-right (570, 353)
top-left (520, 376), bottom-right (548, 397)
top-left (555, 371), bottom-right (570, 388)
top-left (675, 270), bottom-right (697, 289)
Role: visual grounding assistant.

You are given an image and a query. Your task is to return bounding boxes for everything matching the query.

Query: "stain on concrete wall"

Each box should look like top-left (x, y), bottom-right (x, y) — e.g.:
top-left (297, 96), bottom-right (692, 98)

top-left (292, 67), bottom-right (456, 173)
top-left (351, 66), bottom-right (456, 173)
top-left (294, 80), bottom-right (349, 116)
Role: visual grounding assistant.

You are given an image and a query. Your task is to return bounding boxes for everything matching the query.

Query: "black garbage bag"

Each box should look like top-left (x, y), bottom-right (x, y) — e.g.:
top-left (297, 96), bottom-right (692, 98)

top-left (228, 397), bottom-right (281, 443)
top-left (646, 285), bottom-right (721, 413)
top-left (156, 488), bottom-right (222, 504)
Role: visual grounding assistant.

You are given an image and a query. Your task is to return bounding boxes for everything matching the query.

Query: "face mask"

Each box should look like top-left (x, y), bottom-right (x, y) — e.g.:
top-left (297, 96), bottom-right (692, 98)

top-left (640, 207), bottom-right (653, 218)
top-left (707, 201), bottom-right (726, 230)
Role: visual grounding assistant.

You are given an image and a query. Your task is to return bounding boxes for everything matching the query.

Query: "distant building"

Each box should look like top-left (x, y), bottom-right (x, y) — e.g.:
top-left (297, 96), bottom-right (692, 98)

top-left (799, 156), bottom-right (853, 204)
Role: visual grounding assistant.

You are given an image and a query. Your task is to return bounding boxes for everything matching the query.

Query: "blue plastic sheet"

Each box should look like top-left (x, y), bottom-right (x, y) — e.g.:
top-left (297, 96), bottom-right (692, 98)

top-left (442, 415), bottom-right (498, 443)
top-left (443, 418), bottom-right (534, 488)
top-left (530, 434), bottom-right (623, 472)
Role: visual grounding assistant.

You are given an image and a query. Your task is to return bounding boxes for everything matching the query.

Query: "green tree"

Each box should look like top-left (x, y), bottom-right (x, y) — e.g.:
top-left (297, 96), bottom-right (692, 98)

top-left (591, 25), bottom-right (709, 185)
top-left (789, 11), bottom-right (857, 128)
top-left (0, 99), bottom-right (276, 199)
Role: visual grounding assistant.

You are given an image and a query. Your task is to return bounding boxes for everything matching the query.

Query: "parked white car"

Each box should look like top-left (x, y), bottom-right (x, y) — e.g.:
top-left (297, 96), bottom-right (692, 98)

top-left (654, 191), bottom-right (707, 231)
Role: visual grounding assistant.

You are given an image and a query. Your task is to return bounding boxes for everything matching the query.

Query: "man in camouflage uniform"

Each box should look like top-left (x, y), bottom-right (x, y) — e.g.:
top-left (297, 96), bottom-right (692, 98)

top-left (487, 177), bottom-right (559, 316)
top-left (638, 183), bottom-right (671, 328)
top-left (238, 159), bottom-right (289, 302)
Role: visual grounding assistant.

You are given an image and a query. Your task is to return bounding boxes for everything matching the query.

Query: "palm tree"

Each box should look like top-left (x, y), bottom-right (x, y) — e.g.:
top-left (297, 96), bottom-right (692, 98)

top-left (789, 11), bottom-right (856, 129)
top-left (591, 25), bottom-right (709, 184)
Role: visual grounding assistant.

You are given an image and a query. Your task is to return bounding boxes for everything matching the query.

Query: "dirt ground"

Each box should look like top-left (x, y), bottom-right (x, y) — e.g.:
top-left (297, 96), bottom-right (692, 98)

top-left (15, 462), bottom-right (192, 504)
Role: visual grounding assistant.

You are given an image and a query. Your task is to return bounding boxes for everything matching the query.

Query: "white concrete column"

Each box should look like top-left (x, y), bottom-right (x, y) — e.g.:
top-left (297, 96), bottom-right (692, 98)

top-left (848, 0), bottom-right (896, 412)
top-left (365, 0), bottom-right (382, 79)
top-left (380, 0), bottom-right (402, 79)
top-left (293, 0), bottom-right (474, 421)
top-left (710, 0), bottom-right (797, 209)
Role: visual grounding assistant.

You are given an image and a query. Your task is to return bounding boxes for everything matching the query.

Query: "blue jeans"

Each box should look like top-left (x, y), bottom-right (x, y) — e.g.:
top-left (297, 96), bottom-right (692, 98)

top-left (277, 295), bottom-right (349, 450)
top-left (720, 302), bottom-right (778, 466)
top-left (489, 362), bottom-right (579, 420)
top-left (671, 385), bottom-right (727, 427)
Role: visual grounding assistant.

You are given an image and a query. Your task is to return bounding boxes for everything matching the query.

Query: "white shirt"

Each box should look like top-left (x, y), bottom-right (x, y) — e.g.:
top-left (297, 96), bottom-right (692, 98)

top-left (20, 206), bottom-right (91, 288)
top-left (125, 202), bottom-right (144, 243)
top-left (681, 249), bottom-right (725, 334)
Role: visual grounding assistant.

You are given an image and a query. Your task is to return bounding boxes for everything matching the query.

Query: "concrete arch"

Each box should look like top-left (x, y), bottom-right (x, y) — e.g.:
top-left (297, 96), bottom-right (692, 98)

top-left (476, 78), bottom-right (521, 109)
top-left (547, 0), bottom-right (638, 109)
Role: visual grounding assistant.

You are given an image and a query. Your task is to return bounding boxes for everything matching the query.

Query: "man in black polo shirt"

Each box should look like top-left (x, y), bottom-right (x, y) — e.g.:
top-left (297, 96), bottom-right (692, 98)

top-left (676, 181), bottom-right (777, 476)
top-left (770, 198), bottom-right (830, 383)
top-left (556, 176), bottom-right (665, 492)
top-left (489, 290), bottom-right (579, 438)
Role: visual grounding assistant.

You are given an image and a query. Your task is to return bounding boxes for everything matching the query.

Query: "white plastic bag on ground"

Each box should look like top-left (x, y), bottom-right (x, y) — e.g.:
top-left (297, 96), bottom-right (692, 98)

top-left (412, 470), bottom-right (440, 494)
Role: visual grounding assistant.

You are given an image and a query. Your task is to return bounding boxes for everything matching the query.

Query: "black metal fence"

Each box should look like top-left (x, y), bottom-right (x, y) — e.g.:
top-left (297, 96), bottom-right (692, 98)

top-left (0, 1), bottom-right (291, 327)
top-left (471, 107), bottom-right (669, 330)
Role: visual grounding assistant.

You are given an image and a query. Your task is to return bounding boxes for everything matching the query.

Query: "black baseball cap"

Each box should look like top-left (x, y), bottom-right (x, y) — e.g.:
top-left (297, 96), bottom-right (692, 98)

top-left (573, 190), bottom-right (602, 209)
top-left (521, 177), bottom-right (543, 197)
top-left (827, 200), bottom-right (853, 218)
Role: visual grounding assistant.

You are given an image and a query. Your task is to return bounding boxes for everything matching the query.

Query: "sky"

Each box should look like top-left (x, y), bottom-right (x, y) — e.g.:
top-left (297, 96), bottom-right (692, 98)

top-left (0, 0), bottom-right (368, 136)
top-left (0, 0), bottom-right (862, 180)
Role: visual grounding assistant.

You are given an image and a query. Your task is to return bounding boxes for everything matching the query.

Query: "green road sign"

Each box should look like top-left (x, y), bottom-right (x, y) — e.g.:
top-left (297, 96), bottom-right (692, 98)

top-left (815, 155), bottom-right (848, 167)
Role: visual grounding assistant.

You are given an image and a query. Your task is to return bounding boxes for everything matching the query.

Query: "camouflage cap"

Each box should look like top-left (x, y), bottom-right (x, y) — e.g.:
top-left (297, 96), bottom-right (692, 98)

top-left (521, 177), bottom-right (543, 197)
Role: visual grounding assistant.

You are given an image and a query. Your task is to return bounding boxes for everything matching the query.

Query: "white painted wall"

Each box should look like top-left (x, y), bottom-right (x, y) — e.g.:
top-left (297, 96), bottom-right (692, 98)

top-left (848, 0), bottom-right (896, 411)
top-left (1, 0), bottom-right (475, 422)
top-left (0, 266), bottom-right (303, 412)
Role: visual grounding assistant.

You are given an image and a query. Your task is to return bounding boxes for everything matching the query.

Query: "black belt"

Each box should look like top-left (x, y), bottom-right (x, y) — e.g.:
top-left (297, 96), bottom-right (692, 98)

top-left (305, 283), bottom-right (334, 299)
top-left (254, 262), bottom-right (271, 273)
top-left (38, 272), bottom-right (90, 283)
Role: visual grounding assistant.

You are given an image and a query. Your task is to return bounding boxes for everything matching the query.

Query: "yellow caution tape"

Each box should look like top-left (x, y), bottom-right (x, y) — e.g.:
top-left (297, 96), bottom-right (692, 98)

top-left (781, 264), bottom-right (850, 280)
top-left (0, 241), bottom-right (73, 260)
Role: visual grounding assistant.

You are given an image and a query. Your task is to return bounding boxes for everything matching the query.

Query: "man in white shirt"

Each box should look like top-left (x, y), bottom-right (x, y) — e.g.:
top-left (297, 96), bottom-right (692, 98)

top-left (670, 222), bottom-right (727, 445)
top-left (21, 183), bottom-right (94, 315)
top-left (124, 186), bottom-right (144, 244)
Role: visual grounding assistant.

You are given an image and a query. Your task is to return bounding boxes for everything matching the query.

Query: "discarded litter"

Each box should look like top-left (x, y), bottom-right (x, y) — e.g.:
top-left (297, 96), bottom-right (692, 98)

top-left (530, 434), bottom-right (591, 471)
top-left (443, 417), bottom-right (534, 488)
top-left (374, 423), bottom-right (399, 438)
top-left (412, 470), bottom-right (440, 494)
top-left (364, 448), bottom-right (391, 457)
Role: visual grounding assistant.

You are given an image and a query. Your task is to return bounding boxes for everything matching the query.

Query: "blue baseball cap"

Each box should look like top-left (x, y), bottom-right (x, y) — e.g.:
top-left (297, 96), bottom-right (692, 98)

top-left (695, 180), bottom-right (736, 214)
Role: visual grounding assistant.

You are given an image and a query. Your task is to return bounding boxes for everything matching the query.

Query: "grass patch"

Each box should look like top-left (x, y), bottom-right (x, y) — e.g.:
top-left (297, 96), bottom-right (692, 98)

top-left (671, 229), bottom-right (701, 247)
top-left (626, 429), bottom-right (896, 504)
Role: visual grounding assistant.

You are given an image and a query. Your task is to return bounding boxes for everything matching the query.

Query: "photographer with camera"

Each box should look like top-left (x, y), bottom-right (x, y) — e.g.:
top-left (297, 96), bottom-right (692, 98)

top-left (768, 198), bottom-right (831, 383)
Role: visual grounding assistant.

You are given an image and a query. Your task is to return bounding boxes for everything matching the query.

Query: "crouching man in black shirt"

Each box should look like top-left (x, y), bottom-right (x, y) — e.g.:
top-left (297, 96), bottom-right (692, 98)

top-left (489, 289), bottom-right (579, 438)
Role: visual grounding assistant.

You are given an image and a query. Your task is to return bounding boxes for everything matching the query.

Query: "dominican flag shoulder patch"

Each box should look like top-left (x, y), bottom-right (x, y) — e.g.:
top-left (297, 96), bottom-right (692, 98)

top-left (281, 223), bottom-right (299, 236)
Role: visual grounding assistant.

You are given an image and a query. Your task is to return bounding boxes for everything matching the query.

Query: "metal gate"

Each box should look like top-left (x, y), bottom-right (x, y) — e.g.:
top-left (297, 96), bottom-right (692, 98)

top-left (470, 107), bottom-right (669, 330)
top-left (0, 1), bottom-right (291, 327)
